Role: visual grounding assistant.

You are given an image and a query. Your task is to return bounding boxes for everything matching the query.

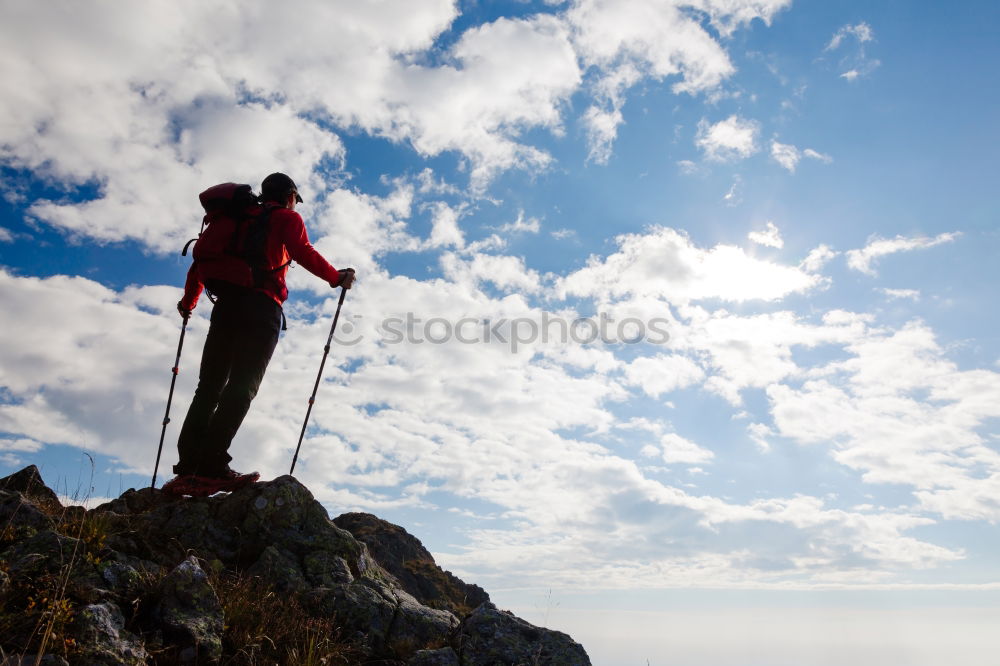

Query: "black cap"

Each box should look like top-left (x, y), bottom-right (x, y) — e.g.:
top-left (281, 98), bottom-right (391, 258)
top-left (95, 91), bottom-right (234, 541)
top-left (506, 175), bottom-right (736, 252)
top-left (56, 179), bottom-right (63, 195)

top-left (261, 172), bottom-right (304, 203)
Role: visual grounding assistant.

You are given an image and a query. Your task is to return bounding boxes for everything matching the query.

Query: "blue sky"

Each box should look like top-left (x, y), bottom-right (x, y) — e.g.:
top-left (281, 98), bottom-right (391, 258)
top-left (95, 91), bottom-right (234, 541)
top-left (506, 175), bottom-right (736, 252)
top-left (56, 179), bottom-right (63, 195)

top-left (2, 1), bottom-right (999, 663)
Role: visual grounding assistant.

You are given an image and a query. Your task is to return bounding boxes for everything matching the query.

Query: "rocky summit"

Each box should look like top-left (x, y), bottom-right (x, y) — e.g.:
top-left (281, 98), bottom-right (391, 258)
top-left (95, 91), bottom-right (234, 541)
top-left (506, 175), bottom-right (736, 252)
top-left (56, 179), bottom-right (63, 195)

top-left (0, 465), bottom-right (590, 665)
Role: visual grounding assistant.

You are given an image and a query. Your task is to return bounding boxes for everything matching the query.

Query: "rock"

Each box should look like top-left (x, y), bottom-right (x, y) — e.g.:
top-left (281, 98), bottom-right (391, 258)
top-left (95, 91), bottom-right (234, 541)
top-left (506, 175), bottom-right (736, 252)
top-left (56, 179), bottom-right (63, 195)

top-left (99, 553), bottom-right (160, 600)
top-left (389, 588), bottom-right (460, 658)
top-left (2, 529), bottom-right (84, 579)
top-left (456, 602), bottom-right (591, 666)
top-left (302, 549), bottom-right (355, 587)
top-left (155, 556), bottom-right (223, 663)
top-left (94, 486), bottom-right (168, 515)
top-left (0, 469), bottom-right (592, 664)
top-left (246, 545), bottom-right (309, 593)
top-left (0, 465), bottom-right (62, 510)
top-left (74, 601), bottom-right (149, 665)
top-left (0, 655), bottom-right (69, 666)
top-left (308, 581), bottom-right (398, 652)
top-left (408, 646), bottom-right (460, 665)
top-left (334, 512), bottom-right (490, 616)
top-left (0, 489), bottom-right (53, 536)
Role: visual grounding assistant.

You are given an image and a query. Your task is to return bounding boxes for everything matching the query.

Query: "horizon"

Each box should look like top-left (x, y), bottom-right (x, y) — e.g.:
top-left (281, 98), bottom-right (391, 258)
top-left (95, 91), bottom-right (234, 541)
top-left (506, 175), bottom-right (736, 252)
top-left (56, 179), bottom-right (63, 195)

top-left (2, 1), bottom-right (999, 664)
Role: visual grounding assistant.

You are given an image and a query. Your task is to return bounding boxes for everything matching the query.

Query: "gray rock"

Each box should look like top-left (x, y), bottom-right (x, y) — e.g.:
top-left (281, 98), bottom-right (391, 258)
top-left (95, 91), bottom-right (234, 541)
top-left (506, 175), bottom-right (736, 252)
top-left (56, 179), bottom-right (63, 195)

top-left (0, 470), bottom-right (592, 665)
top-left (303, 549), bottom-right (355, 587)
top-left (99, 553), bottom-right (160, 600)
top-left (0, 489), bottom-right (54, 535)
top-left (334, 512), bottom-right (490, 616)
top-left (408, 646), bottom-right (460, 665)
top-left (2, 529), bottom-right (84, 580)
top-left (156, 556), bottom-right (223, 663)
top-left (246, 545), bottom-right (309, 593)
top-left (74, 601), bottom-right (149, 665)
top-left (308, 581), bottom-right (398, 651)
top-left (457, 602), bottom-right (591, 666)
top-left (0, 465), bottom-right (62, 508)
top-left (390, 588), bottom-right (460, 658)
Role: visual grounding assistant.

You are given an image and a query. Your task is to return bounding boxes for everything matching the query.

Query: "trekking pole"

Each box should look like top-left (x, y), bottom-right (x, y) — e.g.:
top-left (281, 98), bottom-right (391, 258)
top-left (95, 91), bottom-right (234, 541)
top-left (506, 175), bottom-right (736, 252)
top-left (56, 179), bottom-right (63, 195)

top-left (290, 285), bottom-right (348, 475)
top-left (151, 314), bottom-right (189, 488)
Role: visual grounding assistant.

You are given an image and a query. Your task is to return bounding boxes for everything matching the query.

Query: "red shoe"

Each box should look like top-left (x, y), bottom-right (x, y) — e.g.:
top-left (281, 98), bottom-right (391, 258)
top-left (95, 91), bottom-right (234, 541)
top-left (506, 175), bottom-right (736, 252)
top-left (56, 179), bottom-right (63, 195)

top-left (162, 470), bottom-right (259, 497)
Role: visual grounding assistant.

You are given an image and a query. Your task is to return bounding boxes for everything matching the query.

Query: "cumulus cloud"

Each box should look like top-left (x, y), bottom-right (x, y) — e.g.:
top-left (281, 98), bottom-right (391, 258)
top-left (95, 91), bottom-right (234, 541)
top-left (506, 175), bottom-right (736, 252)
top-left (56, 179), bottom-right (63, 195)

top-left (2, 0), bottom-right (988, 593)
top-left (748, 221), bottom-right (783, 248)
top-left (0, 256), bottom-right (979, 589)
top-left (557, 226), bottom-right (821, 303)
top-left (800, 244), bottom-right (838, 272)
top-left (846, 232), bottom-right (960, 276)
top-left (696, 115), bottom-right (760, 162)
top-left (568, 0), bottom-right (791, 160)
top-left (623, 354), bottom-right (705, 398)
top-left (768, 320), bottom-right (1000, 522)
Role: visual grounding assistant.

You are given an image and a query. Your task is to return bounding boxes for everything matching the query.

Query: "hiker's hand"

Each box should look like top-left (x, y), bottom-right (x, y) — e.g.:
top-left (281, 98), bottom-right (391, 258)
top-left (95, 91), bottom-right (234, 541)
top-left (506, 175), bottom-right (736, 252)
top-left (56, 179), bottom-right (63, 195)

top-left (335, 268), bottom-right (355, 289)
top-left (177, 301), bottom-right (192, 320)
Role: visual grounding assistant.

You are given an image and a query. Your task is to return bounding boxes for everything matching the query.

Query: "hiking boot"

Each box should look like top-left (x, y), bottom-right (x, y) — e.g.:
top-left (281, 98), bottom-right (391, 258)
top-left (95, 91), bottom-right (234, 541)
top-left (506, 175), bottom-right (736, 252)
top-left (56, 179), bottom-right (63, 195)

top-left (203, 467), bottom-right (260, 486)
top-left (161, 474), bottom-right (202, 497)
top-left (161, 469), bottom-right (259, 497)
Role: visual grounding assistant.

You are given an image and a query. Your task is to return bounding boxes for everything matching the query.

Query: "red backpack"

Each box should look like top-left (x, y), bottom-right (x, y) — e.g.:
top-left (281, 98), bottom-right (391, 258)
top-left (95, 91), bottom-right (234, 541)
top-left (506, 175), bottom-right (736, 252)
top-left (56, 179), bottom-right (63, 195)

top-left (182, 183), bottom-right (289, 300)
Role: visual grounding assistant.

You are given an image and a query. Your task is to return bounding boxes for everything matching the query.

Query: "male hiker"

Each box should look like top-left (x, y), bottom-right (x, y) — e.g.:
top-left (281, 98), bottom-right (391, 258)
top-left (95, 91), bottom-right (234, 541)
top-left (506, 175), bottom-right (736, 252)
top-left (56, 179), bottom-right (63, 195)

top-left (162, 172), bottom-right (354, 496)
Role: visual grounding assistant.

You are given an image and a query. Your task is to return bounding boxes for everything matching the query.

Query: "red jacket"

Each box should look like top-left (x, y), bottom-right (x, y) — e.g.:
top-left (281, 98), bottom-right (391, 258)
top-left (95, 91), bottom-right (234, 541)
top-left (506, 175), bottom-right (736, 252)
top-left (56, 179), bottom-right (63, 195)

top-left (181, 204), bottom-right (341, 310)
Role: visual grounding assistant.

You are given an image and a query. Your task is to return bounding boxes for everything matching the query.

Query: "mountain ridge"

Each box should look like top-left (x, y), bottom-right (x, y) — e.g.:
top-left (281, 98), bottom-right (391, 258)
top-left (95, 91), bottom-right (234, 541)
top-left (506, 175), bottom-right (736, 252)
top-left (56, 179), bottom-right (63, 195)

top-left (0, 465), bottom-right (590, 665)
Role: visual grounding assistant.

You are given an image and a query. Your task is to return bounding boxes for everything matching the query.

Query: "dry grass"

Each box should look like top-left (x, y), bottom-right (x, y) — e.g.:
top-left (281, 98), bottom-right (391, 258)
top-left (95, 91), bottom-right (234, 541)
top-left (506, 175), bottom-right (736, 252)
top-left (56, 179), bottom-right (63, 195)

top-left (210, 571), bottom-right (361, 665)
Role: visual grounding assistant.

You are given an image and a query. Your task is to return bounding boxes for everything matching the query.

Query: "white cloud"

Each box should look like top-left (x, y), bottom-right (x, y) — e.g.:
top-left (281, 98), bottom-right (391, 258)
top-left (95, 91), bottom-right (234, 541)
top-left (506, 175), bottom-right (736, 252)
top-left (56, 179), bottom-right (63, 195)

top-left (881, 288), bottom-right (921, 301)
top-left (803, 148), bottom-right (833, 163)
top-left (623, 354), bottom-right (705, 398)
top-left (0, 3), bottom-right (585, 251)
top-left (724, 175), bottom-right (743, 206)
top-left (0, 227), bottom-right (13, 243)
top-left (0, 437), bottom-right (43, 453)
top-left (557, 227), bottom-right (822, 303)
top-left (677, 159), bottom-right (703, 175)
top-left (826, 22), bottom-right (875, 52)
top-left (771, 141), bottom-right (801, 171)
top-left (768, 320), bottom-right (1000, 521)
top-left (496, 210), bottom-right (541, 235)
top-left (696, 115), bottom-right (760, 162)
top-left (747, 422), bottom-right (774, 452)
top-left (0, 266), bottom-right (978, 590)
top-left (771, 141), bottom-right (833, 172)
top-left (426, 202), bottom-right (466, 250)
top-left (440, 251), bottom-right (543, 294)
top-left (801, 244), bottom-right (838, 272)
top-left (825, 22), bottom-right (880, 82)
top-left (846, 232), bottom-right (960, 276)
top-left (568, 0), bottom-right (790, 159)
top-left (582, 105), bottom-right (625, 165)
top-left (748, 221), bottom-right (783, 248)
top-left (658, 432), bottom-right (715, 464)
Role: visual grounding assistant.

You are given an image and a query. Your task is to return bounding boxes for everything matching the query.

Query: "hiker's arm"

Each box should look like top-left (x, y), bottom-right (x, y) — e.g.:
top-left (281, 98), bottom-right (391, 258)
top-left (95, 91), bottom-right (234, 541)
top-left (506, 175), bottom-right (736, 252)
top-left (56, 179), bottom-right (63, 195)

top-left (282, 213), bottom-right (343, 285)
top-left (179, 262), bottom-right (203, 314)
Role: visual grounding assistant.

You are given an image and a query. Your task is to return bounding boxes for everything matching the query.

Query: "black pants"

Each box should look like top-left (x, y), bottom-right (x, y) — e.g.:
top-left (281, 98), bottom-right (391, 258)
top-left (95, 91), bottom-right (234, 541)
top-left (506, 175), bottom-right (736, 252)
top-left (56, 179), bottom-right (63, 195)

top-left (174, 286), bottom-right (282, 476)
